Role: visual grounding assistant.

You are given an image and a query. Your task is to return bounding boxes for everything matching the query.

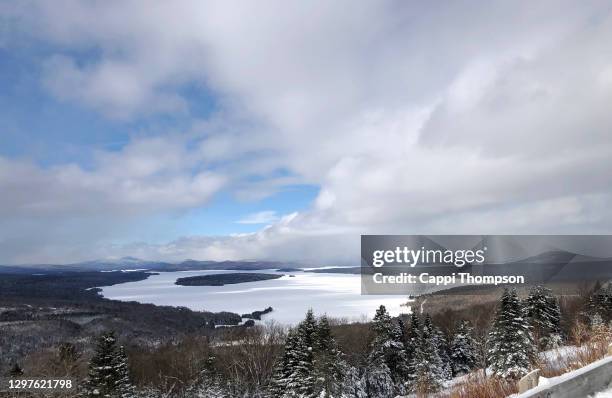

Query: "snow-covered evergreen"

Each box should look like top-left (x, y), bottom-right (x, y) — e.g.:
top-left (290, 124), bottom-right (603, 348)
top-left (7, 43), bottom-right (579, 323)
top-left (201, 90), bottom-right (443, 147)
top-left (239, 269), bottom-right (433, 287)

top-left (270, 327), bottom-right (315, 397)
top-left (526, 285), bottom-right (562, 349)
top-left (364, 351), bottom-right (394, 398)
top-left (365, 305), bottom-right (410, 396)
top-left (404, 311), bottom-right (420, 386)
top-left (487, 289), bottom-right (535, 379)
top-left (270, 310), bottom-right (359, 398)
top-left (587, 283), bottom-right (612, 323)
top-left (450, 320), bottom-right (478, 376)
top-left (82, 331), bottom-right (136, 398)
top-left (410, 314), bottom-right (445, 394)
top-left (430, 320), bottom-right (452, 381)
top-left (339, 365), bottom-right (367, 398)
top-left (313, 315), bottom-right (350, 397)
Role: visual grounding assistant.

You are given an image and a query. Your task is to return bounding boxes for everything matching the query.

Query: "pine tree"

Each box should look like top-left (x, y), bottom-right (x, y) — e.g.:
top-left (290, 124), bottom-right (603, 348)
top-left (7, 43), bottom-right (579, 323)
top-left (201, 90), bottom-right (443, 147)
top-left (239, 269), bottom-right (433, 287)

top-left (587, 283), bottom-right (612, 323)
top-left (411, 314), bottom-right (444, 394)
top-left (431, 323), bottom-right (452, 380)
top-left (82, 331), bottom-right (136, 398)
top-left (293, 310), bottom-right (317, 397)
top-left (404, 311), bottom-right (420, 387)
top-left (278, 329), bottom-right (314, 397)
top-left (450, 320), bottom-right (478, 376)
top-left (340, 365), bottom-right (367, 398)
top-left (525, 286), bottom-right (562, 349)
top-left (364, 351), bottom-right (394, 398)
top-left (313, 315), bottom-right (348, 397)
top-left (269, 310), bottom-right (318, 398)
top-left (487, 289), bottom-right (535, 379)
top-left (366, 305), bottom-right (410, 396)
top-left (271, 310), bottom-right (367, 397)
top-left (115, 346), bottom-right (136, 398)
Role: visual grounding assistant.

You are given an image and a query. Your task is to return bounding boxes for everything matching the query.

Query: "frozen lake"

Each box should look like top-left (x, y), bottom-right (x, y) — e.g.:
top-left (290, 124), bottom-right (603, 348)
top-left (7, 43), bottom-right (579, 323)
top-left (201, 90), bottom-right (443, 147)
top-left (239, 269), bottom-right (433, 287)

top-left (99, 269), bottom-right (412, 324)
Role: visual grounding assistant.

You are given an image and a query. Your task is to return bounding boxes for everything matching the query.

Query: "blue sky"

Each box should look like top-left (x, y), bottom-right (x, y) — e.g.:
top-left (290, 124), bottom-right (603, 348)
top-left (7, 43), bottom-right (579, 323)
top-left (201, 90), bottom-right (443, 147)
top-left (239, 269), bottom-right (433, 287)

top-left (1, 1), bottom-right (611, 264)
top-left (0, 42), bottom-right (317, 241)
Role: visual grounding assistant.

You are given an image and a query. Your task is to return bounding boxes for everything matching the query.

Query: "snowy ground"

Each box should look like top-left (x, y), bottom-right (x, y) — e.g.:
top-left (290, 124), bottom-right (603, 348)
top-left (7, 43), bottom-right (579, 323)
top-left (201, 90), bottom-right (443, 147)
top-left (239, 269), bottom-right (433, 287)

top-left (442, 345), bottom-right (608, 398)
top-left (591, 387), bottom-right (612, 398)
top-left (538, 345), bottom-right (586, 371)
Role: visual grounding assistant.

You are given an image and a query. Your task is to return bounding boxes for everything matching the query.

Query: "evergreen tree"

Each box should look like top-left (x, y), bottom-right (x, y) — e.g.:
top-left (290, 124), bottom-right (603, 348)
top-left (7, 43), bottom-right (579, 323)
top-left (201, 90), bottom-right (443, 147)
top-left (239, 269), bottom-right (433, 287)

top-left (313, 315), bottom-right (348, 397)
top-left (450, 320), bottom-right (478, 376)
top-left (366, 305), bottom-right (410, 396)
top-left (431, 323), bottom-right (452, 380)
top-left (411, 314), bottom-right (445, 394)
top-left (587, 283), bottom-right (612, 323)
top-left (339, 365), bottom-right (367, 398)
top-left (82, 331), bottom-right (136, 398)
top-left (292, 310), bottom-right (316, 397)
top-left (269, 310), bottom-right (323, 398)
top-left (364, 352), bottom-right (394, 398)
top-left (487, 289), bottom-right (535, 379)
top-left (404, 311), bottom-right (420, 387)
top-left (273, 328), bottom-right (314, 397)
top-left (525, 286), bottom-right (562, 349)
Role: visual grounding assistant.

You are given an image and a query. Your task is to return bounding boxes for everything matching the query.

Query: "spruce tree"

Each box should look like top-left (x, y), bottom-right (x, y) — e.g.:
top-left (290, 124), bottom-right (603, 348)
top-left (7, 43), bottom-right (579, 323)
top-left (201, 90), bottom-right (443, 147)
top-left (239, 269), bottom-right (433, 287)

top-left (82, 331), bottom-right (135, 398)
top-left (340, 365), bottom-right (367, 398)
top-left (411, 314), bottom-right (444, 394)
top-left (364, 351), bottom-right (394, 398)
top-left (314, 315), bottom-right (347, 397)
top-left (587, 283), bottom-right (612, 323)
top-left (404, 311), bottom-right (420, 387)
top-left (282, 329), bottom-right (315, 397)
top-left (450, 320), bottom-right (478, 376)
top-left (425, 315), bottom-right (453, 380)
top-left (268, 331), bottom-right (297, 398)
top-left (487, 289), bottom-right (535, 379)
top-left (366, 305), bottom-right (410, 396)
top-left (292, 310), bottom-right (316, 397)
top-left (525, 286), bottom-right (562, 349)
top-left (269, 310), bottom-right (319, 398)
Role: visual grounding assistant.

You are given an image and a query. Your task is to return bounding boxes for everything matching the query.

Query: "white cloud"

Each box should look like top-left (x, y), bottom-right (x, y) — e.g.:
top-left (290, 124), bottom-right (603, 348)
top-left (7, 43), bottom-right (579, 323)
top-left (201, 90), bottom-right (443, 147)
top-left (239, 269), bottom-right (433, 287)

top-left (0, 136), bottom-right (226, 218)
top-left (237, 211), bottom-right (279, 225)
top-left (1, 1), bottom-right (612, 264)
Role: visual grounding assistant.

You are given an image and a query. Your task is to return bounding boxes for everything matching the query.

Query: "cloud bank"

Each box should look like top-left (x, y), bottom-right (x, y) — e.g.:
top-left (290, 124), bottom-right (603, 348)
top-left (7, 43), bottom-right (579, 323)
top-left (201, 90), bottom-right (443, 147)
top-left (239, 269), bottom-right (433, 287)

top-left (1, 1), bottom-right (612, 264)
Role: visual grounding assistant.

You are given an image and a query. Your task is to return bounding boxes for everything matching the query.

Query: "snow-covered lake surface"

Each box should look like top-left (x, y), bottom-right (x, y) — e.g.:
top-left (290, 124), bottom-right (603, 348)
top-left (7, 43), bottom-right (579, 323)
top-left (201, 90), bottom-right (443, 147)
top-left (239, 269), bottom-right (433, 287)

top-left (99, 270), bottom-right (412, 324)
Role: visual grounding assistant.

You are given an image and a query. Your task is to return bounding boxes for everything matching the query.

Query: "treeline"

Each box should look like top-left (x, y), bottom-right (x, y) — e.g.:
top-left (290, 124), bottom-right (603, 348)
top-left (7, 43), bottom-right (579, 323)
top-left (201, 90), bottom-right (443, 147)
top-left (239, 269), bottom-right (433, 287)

top-left (0, 271), bottom-right (152, 301)
top-left (0, 271), bottom-right (244, 376)
top-left (5, 283), bottom-right (612, 397)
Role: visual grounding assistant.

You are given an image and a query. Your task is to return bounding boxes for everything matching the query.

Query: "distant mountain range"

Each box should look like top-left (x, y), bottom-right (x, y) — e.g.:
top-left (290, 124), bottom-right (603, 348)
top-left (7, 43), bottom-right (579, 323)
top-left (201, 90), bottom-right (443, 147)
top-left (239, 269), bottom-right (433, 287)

top-left (0, 257), bottom-right (304, 274)
top-left (2, 244), bottom-right (612, 285)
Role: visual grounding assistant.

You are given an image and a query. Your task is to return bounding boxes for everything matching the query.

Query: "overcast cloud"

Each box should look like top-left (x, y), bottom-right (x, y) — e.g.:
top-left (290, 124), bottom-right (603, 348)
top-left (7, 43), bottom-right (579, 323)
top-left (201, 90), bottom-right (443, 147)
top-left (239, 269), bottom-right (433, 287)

top-left (1, 0), bottom-right (611, 264)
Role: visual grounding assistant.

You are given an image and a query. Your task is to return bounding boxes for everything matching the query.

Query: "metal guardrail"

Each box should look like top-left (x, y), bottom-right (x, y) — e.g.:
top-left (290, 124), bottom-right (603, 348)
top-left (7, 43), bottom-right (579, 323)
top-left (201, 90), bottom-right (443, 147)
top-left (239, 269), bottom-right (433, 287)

top-left (515, 355), bottom-right (612, 398)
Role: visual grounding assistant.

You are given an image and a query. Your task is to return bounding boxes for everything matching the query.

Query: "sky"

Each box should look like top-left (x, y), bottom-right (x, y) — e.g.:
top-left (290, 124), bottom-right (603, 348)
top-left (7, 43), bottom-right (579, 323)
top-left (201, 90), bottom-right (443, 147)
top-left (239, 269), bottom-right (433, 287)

top-left (1, 0), bottom-right (612, 265)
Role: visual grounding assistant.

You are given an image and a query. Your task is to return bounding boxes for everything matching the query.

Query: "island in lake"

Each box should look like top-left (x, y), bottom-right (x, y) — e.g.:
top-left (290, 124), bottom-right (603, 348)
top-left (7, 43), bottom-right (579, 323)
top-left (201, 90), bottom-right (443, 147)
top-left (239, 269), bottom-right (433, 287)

top-left (175, 273), bottom-right (284, 286)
